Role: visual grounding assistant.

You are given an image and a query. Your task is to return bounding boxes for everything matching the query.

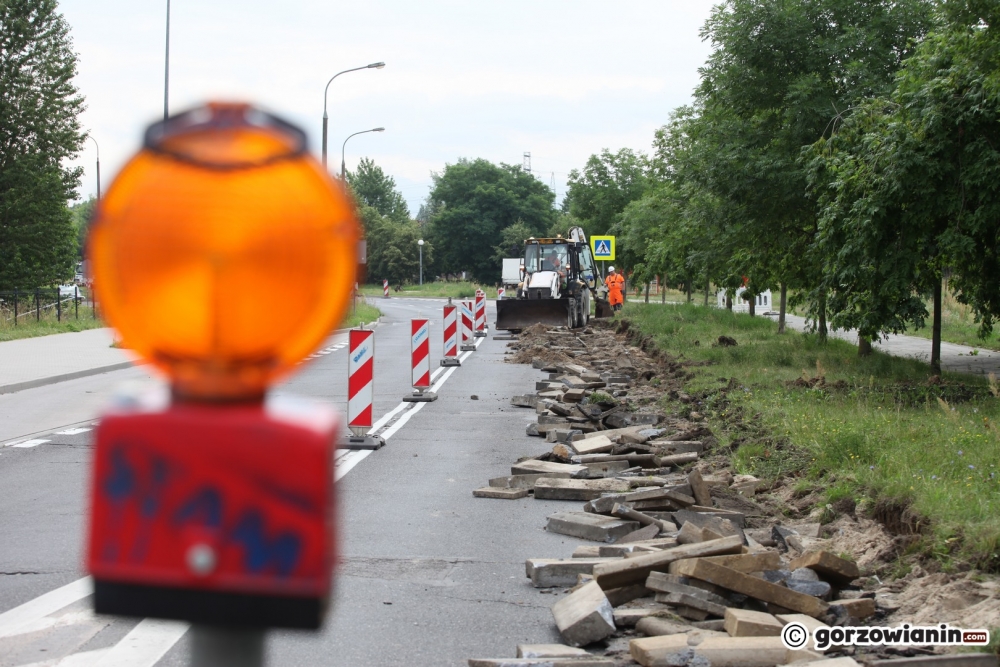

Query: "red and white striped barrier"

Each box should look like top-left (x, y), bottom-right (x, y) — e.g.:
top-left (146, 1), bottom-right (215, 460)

top-left (474, 291), bottom-right (486, 337)
top-left (441, 303), bottom-right (460, 366)
top-left (344, 328), bottom-right (383, 449)
top-left (348, 329), bottom-right (374, 430)
top-left (383, 279), bottom-right (389, 298)
top-left (403, 318), bottom-right (438, 402)
top-left (498, 287), bottom-right (506, 299)
top-left (460, 301), bottom-right (475, 351)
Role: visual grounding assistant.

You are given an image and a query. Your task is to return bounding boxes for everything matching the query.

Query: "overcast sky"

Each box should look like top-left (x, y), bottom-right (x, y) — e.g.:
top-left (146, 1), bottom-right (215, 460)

top-left (61, 0), bottom-right (719, 214)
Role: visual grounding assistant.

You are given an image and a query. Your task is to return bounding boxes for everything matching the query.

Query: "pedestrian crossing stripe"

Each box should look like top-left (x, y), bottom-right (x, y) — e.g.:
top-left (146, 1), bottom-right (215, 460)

top-left (590, 235), bottom-right (615, 260)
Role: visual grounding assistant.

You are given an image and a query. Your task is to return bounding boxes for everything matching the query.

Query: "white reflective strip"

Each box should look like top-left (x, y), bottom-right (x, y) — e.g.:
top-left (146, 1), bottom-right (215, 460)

top-left (0, 577), bottom-right (93, 639)
top-left (347, 380), bottom-right (373, 423)
top-left (56, 428), bottom-right (91, 436)
top-left (7, 439), bottom-right (50, 448)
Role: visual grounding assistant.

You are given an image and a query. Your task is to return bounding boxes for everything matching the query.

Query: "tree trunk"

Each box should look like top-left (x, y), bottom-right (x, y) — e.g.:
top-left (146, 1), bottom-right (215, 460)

top-left (704, 274), bottom-right (710, 306)
top-left (661, 279), bottom-right (666, 304)
top-left (777, 283), bottom-right (787, 334)
top-left (726, 293), bottom-right (732, 311)
top-left (748, 294), bottom-right (756, 317)
top-left (931, 275), bottom-right (942, 373)
top-left (686, 281), bottom-right (692, 303)
top-left (818, 291), bottom-right (828, 343)
top-left (858, 336), bottom-right (872, 357)
top-left (644, 283), bottom-right (650, 304)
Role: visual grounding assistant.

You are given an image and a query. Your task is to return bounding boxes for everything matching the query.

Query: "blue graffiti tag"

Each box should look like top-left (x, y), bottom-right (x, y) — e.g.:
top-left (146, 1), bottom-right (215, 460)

top-left (230, 510), bottom-right (301, 576)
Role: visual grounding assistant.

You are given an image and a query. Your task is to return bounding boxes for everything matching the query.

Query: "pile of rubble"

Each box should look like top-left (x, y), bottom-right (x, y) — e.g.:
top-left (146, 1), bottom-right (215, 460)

top-left (465, 323), bottom-right (996, 667)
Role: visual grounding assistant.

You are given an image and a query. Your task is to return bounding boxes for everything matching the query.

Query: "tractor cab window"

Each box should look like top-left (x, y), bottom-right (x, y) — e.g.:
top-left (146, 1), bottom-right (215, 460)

top-left (524, 244), bottom-right (541, 274)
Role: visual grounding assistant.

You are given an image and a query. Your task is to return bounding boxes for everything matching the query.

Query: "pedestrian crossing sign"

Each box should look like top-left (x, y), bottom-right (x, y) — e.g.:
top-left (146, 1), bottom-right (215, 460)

top-left (591, 236), bottom-right (615, 260)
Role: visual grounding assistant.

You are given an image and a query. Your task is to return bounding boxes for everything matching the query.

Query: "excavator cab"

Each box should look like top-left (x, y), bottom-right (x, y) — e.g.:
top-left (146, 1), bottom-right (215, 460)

top-left (495, 228), bottom-right (612, 331)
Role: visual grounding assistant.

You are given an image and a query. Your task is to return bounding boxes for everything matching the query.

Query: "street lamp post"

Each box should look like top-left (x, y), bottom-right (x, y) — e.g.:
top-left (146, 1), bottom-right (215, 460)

top-left (164, 0), bottom-right (170, 121)
top-left (87, 135), bottom-right (101, 200)
top-left (322, 62), bottom-right (384, 170)
top-left (418, 239), bottom-right (424, 286)
top-left (340, 127), bottom-right (384, 180)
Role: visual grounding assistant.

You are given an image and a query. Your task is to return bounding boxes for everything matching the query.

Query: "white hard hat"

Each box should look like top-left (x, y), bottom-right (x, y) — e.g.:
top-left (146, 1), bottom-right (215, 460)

top-left (608, 266), bottom-right (615, 272)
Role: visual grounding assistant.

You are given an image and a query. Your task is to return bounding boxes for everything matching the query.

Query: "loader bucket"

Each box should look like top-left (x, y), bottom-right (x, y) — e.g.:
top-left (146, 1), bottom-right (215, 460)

top-left (594, 297), bottom-right (614, 319)
top-left (495, 298), bottom-right (573, 331)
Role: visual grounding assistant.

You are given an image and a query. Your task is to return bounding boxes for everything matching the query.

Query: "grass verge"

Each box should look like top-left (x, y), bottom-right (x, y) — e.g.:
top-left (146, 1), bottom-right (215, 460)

top-left (0, 313), bottom-right (105, 342)
top-left (339, 301), bottom-right (381, 329)
top-left (359, 281), bottom-right (497, 300)
top-left (621, 302), bottom-right (1000, 573)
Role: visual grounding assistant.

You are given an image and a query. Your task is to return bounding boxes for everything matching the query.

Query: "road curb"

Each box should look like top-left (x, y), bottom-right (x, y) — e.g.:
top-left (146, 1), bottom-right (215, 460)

top-left (0, 362), bottom-right (137, 396)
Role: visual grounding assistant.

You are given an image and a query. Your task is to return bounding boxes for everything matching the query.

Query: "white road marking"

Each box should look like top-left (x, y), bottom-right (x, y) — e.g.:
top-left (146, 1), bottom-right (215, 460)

top-left (56, 428), bottom-right (92, 436)
top-left (91, 618), bottom-right (189, 667)
top-left (0, 577), bottom-right (93, 638)
top-left (6, 439), bottom-right (50, 448)
top-left (0, 314), bottom-right (483, 663)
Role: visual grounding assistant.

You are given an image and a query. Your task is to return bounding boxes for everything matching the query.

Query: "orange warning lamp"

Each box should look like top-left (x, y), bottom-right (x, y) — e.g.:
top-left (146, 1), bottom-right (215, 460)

top-left (88, 102), bottom-right (360, 400)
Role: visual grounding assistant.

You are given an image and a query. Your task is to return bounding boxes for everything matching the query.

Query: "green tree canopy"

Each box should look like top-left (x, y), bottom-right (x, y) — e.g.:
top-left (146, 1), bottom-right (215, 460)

top-left (346, 157), bottom-right (410, 225)
top-left (426, 158), bottom-right (556, 282)
top-left (565, 148), bottom-right (649, 239)
top-left (0, 0), bottom-right (85, 288)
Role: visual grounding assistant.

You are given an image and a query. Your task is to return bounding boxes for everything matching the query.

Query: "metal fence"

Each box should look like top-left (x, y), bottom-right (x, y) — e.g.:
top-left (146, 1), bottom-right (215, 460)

top-left (0, 287), bottom-right (98, 326)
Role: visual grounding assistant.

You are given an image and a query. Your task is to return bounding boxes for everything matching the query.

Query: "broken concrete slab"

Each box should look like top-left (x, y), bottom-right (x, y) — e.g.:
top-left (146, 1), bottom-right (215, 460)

top-left (534, 478), bottom-right (631, 501)
top-left (618, 524), bottom-right (662, 544)
top-left (516, 644), bottom-right (591, 659)
top-left (645, 573), bottom-right (729, 605)
top-left (677, 521), bottom-right (705, 545)
top-left (701, 552), bottom-right (782, 574)
top-left (469, 659), bottom-right (614, 667)
top-left (723, 608), bottom-right (783, 637)
top-left (546, 512), bottom-right (641, 543)
top-left (630, 634), bottom-right (790, 667)
top-left (786, 579), bottom-right (832, 599)
top-left (649, 440), bottom-right (705, 455)
top-left (788, 551), bottom-right (860, 585)
top-left (570, 435), bottom-right (615, 455)
top-left (656, 452), bottom-right (700, 467)
top-left (868, 656), bottom-right (998, 667)
top-left (669, 558), bottom-right (829, 618)
top-left (551, 580), bottom-right (617, 647)
top-left (688, 470), bottom-right (713, 507)
top-left (604, 583), bottom-right (649, 607)
top-left (581, 460), bottom-right (630, 478)
top-left (592, 535), bottom-right (743, 590)
top-left (526, 558), bottom-right (623, 587)
top-left (634, 617), bottom-right (696, 637)
top-left (489, 473), bottom-right (572, 489)
top-left (573, 546), bottom-right (602, 558)
top-left (473, 487), bottom-right (530, 499)
top-left (511, 460), bottom-right (589, 477)
top-left (656, 592), bottom-right (728, 618)
top-left (511, 395), bottom-right (538, 408)
top-left (613, 607), bottom-right (672, 628)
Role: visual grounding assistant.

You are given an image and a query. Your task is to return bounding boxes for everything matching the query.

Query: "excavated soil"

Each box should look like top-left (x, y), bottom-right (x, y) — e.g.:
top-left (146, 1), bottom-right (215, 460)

top-left (504, 318), bottom-right (1000, 648)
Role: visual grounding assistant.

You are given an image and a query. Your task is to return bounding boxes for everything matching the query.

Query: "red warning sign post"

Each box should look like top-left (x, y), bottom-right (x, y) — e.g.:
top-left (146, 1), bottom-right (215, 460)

top-left (403, 318), bottom-right (437, 402)
top-left (344, 327), bottom-right (383, 450)
top-left (441, 300), bottom-right (461, 367)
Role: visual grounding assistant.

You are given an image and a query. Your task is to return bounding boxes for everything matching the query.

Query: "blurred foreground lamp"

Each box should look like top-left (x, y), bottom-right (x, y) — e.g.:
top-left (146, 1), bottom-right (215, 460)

top-left (85, 103), bottom-right (359, 629)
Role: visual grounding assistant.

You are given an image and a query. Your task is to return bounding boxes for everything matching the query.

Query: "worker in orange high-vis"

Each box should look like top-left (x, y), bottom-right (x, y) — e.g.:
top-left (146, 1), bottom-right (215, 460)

top-left (605, 266), bottom-right (625, 312)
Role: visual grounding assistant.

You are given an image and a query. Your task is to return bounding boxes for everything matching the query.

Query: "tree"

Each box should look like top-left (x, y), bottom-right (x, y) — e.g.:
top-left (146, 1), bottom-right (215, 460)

top-left (690, 0), bottom-right (934, 336)
top-left (363, 206), bottom-right (431, 286)
top-left (426, 159), bottom-right (556, 283)
top-left (0, 0), bottom-right (85, 288)
top-left (493, 220), bottom-right (533, 266)
top-left (810, 3), bottom-right (1000, 370)
top-left (346, 158), bottom-right (409, 224)
top-left (565, 148), bottom-right (649, 239)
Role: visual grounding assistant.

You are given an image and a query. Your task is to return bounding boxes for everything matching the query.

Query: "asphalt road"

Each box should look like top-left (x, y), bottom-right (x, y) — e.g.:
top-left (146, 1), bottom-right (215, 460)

top-left (0, 297), bottom-right (579, 667)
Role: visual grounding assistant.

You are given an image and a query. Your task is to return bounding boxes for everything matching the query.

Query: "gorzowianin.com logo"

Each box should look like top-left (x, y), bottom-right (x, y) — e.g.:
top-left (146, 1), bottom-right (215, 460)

top-left (781, 621), bottom-right (991, 652)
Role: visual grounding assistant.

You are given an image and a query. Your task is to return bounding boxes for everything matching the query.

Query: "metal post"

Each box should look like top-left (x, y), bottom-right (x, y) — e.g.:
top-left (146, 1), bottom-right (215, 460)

top-left (13, 289), bottom-right (17, 326)
top-left (164, 0), bottom-right (170, 122)
top-left (189, 626), bottom-right (265, 667)
top-left (322, 62), bottom-right (384, 171)
top-left (75, 286), bottom-right (79, 319)
top-left (35, 290), bottom-right (40, 322)
top-left (419, 244), bottom-right (423, 285)
top-left (341, 127), bottom-right (385, 180)
top-left (57, 290), bottom-right (61, 322)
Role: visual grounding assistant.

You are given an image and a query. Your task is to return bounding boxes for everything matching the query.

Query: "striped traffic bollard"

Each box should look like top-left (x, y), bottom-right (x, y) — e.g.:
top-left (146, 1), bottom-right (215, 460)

top-left (343, 327), bottom-right (384, 450)
top-left (441, 299), bottom-right (461, 367)
top-left (383, 279), bottom-right (389, 298)
top-left (460, 300), bottom-right (476, 351)
top-left (474, 291), bottom-right (486, 337)
top-left (497, 286), bottom-right (506, 299)
top-left (402, 318), bottom-right (438, 402)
